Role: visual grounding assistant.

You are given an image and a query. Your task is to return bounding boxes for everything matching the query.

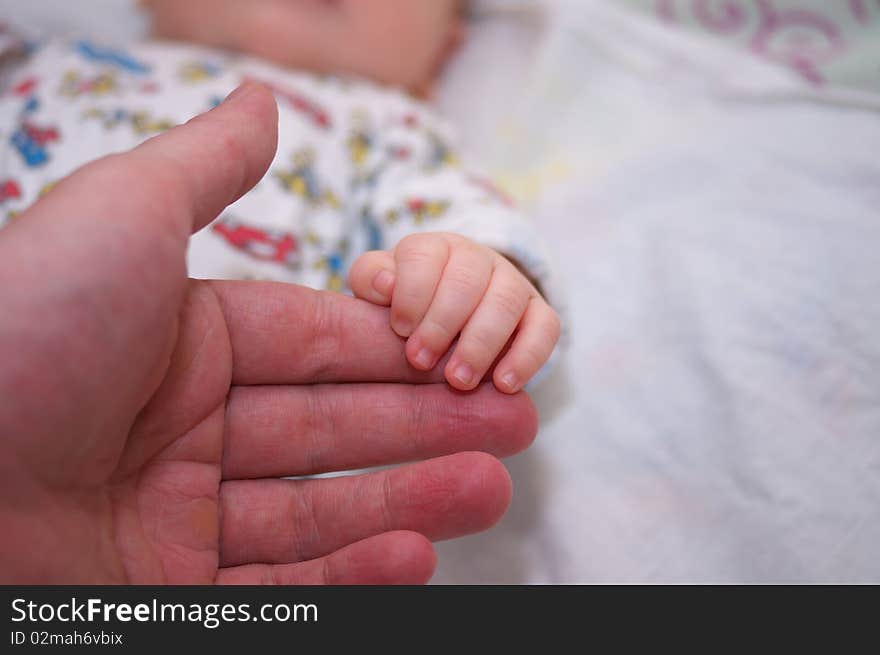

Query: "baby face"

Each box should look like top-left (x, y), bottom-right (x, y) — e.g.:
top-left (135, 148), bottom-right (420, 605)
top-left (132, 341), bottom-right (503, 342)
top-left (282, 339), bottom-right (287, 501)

top-left (143, 0), bottom-right (465, 94)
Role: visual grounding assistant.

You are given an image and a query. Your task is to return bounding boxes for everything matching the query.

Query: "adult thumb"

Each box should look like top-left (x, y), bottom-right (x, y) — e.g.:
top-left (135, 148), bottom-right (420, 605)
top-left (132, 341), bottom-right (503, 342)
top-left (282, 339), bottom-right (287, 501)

top-left (18, 80), bottom-right (279, 244)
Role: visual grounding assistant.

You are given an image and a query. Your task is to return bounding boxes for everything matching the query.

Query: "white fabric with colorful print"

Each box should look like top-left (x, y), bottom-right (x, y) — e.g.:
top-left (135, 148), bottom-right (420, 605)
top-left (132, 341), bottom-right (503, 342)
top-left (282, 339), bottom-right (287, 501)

top-left (0, 36), bottom-right (556, 300)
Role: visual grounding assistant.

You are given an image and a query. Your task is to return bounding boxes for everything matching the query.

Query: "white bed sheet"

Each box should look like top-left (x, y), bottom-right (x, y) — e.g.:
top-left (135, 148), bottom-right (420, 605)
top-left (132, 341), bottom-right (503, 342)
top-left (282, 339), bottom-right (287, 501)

top-left (2, 0), bottom-right (877, 582)
top-left (431, 0), bottom-right (879, 583)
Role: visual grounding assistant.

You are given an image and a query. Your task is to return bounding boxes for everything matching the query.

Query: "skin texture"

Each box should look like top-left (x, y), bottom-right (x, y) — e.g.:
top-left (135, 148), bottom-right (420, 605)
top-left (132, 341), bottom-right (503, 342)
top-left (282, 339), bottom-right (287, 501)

top-left (349, 235), bottom-right (561, 394)
top-left (0, 83), bottom-right (538, 584)
top-left (141, 0), bottom-right (466, 95)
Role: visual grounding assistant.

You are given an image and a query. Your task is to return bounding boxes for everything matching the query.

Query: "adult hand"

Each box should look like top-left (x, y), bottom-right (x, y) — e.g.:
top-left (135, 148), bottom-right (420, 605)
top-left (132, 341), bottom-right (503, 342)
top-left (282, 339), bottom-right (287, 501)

top-left (0, 83), bottom-right (537, 584)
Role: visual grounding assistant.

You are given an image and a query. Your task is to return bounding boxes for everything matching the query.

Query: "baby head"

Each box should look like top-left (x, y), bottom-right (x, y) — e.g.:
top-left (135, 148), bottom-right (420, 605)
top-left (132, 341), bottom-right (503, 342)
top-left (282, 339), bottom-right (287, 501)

top-left (141, 0), bottom-right (465, 95)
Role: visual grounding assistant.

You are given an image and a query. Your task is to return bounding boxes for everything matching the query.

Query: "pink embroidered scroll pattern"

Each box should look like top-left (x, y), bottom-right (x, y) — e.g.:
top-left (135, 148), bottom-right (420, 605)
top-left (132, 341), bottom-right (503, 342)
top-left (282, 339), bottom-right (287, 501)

top-left (693, 0), bottom-right (749, 33)
top-left (654, 1), bottom-right (879, 85)
top-left (751, 0), bottom-right (844, 85)
top-left (848, 0), bottom-right (868, 24)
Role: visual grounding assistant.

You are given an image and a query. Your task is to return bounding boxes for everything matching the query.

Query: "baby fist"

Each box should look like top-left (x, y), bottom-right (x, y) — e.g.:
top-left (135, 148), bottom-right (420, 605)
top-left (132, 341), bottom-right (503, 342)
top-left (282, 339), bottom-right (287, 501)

top-left (349, 233), bottom-right (559, 393)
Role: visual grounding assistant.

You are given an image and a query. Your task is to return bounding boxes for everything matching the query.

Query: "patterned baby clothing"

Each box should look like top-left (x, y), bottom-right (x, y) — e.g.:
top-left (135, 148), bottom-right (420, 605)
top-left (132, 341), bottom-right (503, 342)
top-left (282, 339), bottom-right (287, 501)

top-left (0, 34), bottom-right (556, 300)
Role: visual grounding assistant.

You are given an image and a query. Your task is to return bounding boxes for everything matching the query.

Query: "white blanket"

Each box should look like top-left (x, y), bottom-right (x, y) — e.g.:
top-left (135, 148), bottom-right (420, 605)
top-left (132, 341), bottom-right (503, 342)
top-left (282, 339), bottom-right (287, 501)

top-left (2, 0), bottom-right (878, 582)
top-left (432, 0), bottom-right (880, 582)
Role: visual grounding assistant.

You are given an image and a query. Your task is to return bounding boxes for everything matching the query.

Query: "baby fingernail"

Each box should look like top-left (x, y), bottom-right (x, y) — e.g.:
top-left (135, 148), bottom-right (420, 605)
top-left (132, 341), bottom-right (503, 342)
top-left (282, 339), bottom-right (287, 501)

top-left (372, 269), bottom-right (395, 297)
top-left (453, 363), bottom-right (475, 387)
top-left (501, 372), bottom-right (519, 392)
top-left (414, 348), bottom-right (435, 369)
top-left (393, 319), bottom-right (414, 337)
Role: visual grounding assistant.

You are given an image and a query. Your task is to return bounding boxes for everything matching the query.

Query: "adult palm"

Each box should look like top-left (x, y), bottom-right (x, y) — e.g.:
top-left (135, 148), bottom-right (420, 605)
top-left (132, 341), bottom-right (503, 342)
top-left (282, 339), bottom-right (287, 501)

top-left (0, 84), bottom-right (536, 584)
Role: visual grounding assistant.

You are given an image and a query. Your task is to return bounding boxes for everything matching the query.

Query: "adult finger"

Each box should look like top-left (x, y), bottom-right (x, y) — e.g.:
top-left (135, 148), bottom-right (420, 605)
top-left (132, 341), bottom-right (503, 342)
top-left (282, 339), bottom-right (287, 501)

top-left (222, 383), bottom-right (538, 479)
top-left (218, 452), bottom-right (512, 567)
top-left (216, 531), bottom-right (435, 585)
top-left (18, 81), bottom-right (278, 245)
top-left (209, 280), bottom-right (451, 385)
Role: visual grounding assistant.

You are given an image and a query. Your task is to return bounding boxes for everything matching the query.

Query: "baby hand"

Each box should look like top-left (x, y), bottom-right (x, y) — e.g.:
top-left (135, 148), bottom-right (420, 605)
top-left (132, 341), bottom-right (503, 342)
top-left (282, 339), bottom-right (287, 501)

top-left (349, 233), bottom-right (560, 393)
